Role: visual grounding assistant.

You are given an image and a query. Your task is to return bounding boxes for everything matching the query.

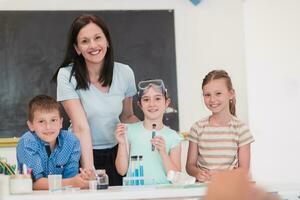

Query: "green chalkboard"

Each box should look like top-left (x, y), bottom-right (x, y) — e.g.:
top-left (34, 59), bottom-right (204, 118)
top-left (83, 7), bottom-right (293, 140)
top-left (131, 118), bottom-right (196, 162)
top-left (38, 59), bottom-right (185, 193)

top-left (0, 10), bottom-right (178, 138)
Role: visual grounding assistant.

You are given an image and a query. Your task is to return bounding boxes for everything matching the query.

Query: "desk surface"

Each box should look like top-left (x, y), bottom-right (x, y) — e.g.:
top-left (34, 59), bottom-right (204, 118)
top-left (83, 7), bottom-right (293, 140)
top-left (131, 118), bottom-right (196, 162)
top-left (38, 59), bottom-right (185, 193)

top-left (3, 182), bottom-right (300, 200)
top-left (2, 183), bottom-right (206, 200)
top-left (261, 182), bottom-right (300, 199)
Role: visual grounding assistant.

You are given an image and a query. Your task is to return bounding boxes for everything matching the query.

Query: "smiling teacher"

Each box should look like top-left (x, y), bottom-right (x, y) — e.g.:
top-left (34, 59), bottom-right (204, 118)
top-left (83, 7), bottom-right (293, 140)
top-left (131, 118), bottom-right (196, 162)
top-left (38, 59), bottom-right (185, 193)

top-left (52, 14), bottom-right (139, 185)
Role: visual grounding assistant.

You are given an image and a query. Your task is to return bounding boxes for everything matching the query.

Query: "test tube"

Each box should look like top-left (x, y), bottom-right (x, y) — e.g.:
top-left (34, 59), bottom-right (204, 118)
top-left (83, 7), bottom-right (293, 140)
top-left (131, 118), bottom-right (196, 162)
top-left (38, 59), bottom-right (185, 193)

top-left (138, 155), bottom-right (144, 185)
top-left (151, 124), bottom-right (156, 151)
top-left (132, 156), bottom-right (139, 185)
top-left (130, 156), bottom-right (136, 185)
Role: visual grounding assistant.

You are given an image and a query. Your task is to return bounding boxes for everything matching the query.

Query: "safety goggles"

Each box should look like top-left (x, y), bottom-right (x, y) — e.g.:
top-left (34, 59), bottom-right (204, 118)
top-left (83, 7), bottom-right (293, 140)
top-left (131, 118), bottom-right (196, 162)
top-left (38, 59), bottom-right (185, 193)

top-left (137, 79), bottom-right (168, 97)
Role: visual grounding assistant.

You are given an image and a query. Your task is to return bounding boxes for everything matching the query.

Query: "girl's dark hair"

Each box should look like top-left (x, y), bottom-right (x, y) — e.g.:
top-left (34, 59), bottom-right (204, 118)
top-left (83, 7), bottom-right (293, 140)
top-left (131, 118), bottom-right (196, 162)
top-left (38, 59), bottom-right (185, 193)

top-left (52, 14), bottom-right (114, 89)
top-left (202, 70), bottom-right (236, 116)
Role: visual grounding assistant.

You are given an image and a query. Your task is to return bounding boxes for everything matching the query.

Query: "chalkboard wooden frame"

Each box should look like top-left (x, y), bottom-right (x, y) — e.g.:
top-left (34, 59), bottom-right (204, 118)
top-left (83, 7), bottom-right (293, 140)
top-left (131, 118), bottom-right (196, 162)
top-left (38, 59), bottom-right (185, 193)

top-left (0, 10), bottom-right (178, 144)
top-left (0, 137), bottom-right (19, 147)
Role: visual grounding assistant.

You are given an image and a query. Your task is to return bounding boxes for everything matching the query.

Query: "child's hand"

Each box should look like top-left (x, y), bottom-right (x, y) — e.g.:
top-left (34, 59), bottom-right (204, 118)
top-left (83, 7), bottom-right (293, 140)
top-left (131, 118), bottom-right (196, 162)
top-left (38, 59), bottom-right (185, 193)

top-left (71, 174), bottom-right (89, 189)
top-left (195, 169), bottom-right (211, 182)
top-left (115, 123), bottom-right (127, 145)
top-left (151, 136), bottom-right (166, 155)
top-left (79, 168), bottom-right (96, 180)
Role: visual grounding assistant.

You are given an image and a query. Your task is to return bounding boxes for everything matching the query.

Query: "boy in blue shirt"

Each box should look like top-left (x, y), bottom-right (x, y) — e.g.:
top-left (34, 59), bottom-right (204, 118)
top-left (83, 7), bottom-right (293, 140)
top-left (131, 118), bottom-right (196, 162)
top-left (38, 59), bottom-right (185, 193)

top-left (17, 95), bottom-right (89, 190)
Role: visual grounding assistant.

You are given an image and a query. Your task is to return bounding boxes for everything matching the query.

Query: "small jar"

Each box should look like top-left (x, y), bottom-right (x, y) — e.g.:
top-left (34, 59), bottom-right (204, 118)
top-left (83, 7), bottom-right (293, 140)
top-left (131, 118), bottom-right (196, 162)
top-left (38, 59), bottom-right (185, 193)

top-left (95, 169), bottom-right (109, 189)
top-left (10, 174), bottom-right (32, 194)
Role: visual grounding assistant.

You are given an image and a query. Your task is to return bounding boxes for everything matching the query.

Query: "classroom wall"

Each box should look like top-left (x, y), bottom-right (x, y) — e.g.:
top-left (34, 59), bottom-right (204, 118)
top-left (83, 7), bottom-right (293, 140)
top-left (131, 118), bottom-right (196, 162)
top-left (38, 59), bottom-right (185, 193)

top-left (3, 0), bottom-right (299, 184)
top-left (244, 0), bottom-right (300, 183)
top-left (0, 147), bottom-right (16, 165)
top-left (0, 0), bottom-right (248, 135)
top-left (0, 0), bottom-right (248, 163)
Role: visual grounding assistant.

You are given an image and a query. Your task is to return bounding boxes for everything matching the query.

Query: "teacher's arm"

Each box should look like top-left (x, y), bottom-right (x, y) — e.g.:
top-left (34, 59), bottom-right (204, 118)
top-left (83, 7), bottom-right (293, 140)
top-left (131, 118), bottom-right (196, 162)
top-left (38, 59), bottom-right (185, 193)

top-left (119, 96), bottom-right (139, 123)
top-left (62, 99), bottom-right (94, 169)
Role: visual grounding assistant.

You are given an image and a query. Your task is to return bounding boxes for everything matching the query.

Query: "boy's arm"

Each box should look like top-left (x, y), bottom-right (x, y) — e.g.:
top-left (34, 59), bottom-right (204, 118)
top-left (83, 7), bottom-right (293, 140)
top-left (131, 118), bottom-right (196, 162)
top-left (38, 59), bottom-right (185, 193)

top-left (33, 175), bottom-right (88, 190)
top-left (62, 138), bottom-right (81, 178)
top-left (16, 138), bottom-right (45, 181)
top-left (62, 174), bottom-right (88, 189)
top-left (186, 141), bottom-right (210, 182)
top-left (33, 178), bottom-right (48, 190)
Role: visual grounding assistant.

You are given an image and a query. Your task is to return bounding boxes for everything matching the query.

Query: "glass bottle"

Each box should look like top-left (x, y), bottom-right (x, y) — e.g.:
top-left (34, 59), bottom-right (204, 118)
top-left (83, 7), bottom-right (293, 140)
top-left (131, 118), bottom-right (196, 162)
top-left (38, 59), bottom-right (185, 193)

top-left (95, 169), bottom-right (109, 189)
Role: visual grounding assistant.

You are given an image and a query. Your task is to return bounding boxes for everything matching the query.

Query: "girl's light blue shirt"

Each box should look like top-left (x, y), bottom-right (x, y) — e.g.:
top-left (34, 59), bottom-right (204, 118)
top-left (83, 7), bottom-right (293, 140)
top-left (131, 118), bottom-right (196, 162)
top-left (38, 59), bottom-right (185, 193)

top-left (126, 122), bottom-right (182, 184)
top-left (57, 62), bottom-right (137, 149)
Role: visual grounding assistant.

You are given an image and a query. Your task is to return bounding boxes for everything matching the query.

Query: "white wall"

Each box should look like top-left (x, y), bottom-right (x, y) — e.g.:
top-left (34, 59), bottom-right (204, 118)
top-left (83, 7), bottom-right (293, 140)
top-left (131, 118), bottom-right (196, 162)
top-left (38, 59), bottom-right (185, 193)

top-left (244, 0), bottom-right (300, 183)
top-left (0, 147), bottom-right (16, 165)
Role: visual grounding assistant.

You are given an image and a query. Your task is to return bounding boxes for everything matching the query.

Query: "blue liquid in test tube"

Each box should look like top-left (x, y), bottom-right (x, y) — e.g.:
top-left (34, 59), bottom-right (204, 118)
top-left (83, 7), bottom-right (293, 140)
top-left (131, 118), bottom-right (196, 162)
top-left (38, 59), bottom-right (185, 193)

top-left (131, 155), bottom-right (139, 185)
top-left (139, 155), bottom-right (144, 185)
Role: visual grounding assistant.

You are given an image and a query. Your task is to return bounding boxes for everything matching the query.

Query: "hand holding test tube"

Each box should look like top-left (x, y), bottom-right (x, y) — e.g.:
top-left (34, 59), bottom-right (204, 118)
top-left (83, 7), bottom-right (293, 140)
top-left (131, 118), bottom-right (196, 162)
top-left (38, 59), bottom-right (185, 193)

top-left (151, 124), bottom-right (156, 151)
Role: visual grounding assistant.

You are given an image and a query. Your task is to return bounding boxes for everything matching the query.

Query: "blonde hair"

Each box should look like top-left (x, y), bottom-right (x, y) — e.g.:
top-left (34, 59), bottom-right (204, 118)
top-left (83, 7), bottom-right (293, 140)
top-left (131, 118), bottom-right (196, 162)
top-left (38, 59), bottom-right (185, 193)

top-left (202, 70), bottom-right (236, 116)
top-left (28, 95), bottom-right (61, 122)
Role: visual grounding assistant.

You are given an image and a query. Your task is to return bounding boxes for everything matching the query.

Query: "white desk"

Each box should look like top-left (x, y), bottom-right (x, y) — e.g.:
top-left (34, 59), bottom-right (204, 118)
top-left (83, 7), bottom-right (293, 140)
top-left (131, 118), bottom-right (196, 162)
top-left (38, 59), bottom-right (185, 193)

top-left (2, 184), bottom-right (206, 200)
top-left (261, 182), bottom-right (300, 200)
top-left (3, 182), bottom-right (300, 200)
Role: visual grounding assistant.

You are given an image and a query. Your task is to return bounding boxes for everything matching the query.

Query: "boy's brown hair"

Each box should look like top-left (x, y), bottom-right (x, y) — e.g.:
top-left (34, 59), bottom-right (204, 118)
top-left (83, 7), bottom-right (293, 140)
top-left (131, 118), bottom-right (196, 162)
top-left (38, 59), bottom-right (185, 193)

top-left (28, 95), bottom-right (61, 122)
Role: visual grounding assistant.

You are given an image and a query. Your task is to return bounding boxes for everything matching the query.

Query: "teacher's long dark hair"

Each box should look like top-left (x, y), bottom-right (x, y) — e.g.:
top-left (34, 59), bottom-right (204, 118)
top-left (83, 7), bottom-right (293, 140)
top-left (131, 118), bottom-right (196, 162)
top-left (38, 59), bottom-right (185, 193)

top-left (52, 14), bottom-right (114, 90)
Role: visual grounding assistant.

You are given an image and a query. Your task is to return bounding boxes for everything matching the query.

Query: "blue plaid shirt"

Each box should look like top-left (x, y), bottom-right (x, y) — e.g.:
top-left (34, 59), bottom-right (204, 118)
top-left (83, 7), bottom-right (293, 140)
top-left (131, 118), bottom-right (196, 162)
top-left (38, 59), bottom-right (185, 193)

top-left (16, 130), bottom-right (81, 181)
